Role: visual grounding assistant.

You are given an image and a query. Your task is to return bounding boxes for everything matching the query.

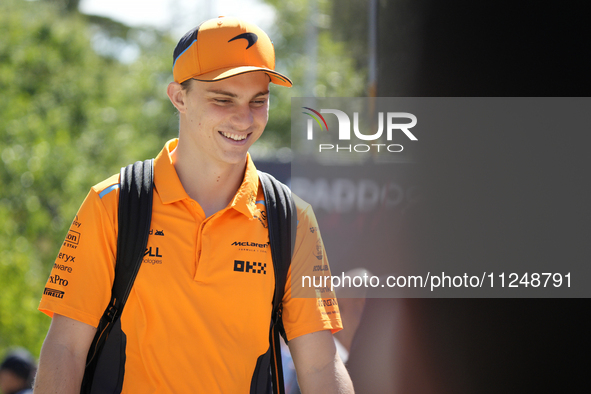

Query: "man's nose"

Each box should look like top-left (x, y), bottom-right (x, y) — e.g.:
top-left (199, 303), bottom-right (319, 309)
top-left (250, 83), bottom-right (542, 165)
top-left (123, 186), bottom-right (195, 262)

top-left (230, 104), bottom-right (254, 130)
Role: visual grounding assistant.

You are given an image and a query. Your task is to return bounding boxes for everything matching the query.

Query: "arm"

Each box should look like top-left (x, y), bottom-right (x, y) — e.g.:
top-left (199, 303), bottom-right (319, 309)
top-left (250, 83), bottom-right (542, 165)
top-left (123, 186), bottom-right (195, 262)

top-left (33, 314), bottom-right (96, 394)
top-left (288, 330), bottom-right (354, 394)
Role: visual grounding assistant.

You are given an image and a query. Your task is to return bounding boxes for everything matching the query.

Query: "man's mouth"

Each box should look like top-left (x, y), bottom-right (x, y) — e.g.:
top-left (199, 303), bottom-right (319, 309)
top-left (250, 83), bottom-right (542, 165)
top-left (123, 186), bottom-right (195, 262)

top-left (219, 131), bottom-right (248, 141)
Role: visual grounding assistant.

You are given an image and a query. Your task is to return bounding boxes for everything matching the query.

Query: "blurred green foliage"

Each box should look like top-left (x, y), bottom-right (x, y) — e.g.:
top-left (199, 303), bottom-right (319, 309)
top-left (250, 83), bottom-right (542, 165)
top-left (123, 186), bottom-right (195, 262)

top-left (258, 0), bottom-right (366, 150)
top-left (0, 0), bottom-right (365, 359)
top-left (0, 0), bottom-right (175, 357)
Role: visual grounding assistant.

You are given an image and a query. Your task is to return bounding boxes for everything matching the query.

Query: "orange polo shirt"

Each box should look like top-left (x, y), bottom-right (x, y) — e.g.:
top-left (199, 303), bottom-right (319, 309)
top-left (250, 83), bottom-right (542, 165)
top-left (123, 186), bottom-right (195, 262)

top-left (39, 139), bottom-right (341, 393)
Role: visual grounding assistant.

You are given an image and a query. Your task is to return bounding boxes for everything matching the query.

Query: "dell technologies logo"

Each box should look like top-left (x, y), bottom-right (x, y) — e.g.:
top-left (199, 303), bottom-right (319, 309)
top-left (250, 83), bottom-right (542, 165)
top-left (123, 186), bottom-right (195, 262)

top-left (303, 107), bottom-right (417, 153)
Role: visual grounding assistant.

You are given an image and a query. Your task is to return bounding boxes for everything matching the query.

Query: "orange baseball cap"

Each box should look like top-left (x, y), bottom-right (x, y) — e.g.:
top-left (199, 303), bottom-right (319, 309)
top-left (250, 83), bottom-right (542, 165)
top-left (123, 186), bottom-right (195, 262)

top-left (173, 16), bottom-right (292, 87)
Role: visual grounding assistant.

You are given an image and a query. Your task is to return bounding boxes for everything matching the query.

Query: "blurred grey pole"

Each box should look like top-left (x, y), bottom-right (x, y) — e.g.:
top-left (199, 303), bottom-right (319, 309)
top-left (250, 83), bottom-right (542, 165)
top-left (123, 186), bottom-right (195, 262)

top-left (368, 0), bottom-right (378, 98)
top-left (302, 0), bottom-right (319, 157)
top-left (369, 0), bottom-right (378, 159)
top-left (304, 0), bottom-right (318, 98)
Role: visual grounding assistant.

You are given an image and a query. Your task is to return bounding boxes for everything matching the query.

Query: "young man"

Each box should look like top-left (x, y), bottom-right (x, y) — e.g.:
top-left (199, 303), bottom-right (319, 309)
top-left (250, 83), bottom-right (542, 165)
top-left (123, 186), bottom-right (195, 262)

top-left (34, 16), bottom-right (353, 393)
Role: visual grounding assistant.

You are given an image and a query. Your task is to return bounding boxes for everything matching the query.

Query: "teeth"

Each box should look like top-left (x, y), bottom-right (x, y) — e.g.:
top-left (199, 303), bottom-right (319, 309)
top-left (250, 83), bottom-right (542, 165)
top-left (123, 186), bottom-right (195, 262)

top-left (220, 131), bottom-right (247, 141)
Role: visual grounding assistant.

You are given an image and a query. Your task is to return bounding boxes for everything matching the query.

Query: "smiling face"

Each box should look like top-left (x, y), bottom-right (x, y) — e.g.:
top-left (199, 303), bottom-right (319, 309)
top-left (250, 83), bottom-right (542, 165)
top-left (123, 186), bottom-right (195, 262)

top-left (171, 72), bottom-right (270, 167)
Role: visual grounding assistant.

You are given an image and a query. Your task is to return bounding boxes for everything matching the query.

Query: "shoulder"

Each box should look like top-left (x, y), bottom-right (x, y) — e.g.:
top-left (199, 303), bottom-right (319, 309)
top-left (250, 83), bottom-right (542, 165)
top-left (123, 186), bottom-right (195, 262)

top-left (91, 173), bottom-right (120, 197)
top-left (86, 173), bottom-right (121, 207)
top-left (72, 173), bottom-right (121, 228)
top-left (292, 192), bottom-right (313, 218)
top-left (255, 171), bottom-right (318, 228)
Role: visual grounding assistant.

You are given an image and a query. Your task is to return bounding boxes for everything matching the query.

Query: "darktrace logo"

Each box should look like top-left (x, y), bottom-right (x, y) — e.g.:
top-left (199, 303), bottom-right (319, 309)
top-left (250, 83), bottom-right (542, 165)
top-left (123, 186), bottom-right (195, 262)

top-left (44, 287), bottom-right (65, 299)
top-left (228, 32), bottom-right (258, 49)
top-left (234, 260), bottom-right (267, 275)
top-left (302, 106), bottom-right (417, 153)
top-left (149, 229), bottom-right (165, 236)
top-left (313, 264), bottom-right (329, 272)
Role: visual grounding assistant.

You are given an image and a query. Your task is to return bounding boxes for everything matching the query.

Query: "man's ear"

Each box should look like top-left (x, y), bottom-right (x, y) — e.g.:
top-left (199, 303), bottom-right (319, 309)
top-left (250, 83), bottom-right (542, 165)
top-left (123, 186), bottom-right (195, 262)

top-left (167, 82), bottom-right (187, 113)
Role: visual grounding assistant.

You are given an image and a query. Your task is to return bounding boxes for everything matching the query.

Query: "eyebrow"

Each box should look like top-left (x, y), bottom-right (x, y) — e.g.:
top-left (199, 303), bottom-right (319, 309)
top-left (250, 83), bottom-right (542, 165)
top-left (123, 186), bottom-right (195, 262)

top-left (205, 89), bottom-right (270, 99)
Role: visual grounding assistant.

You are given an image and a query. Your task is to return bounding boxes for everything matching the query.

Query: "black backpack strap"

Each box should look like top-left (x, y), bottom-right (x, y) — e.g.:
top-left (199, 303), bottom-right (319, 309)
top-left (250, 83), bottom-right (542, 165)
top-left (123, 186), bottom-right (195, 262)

top-left (81, 159), bottom-right (154, 393)
top-left (112, 159), bottom-right (154, 314)
top-left (258, 171), bottom-right (297, 394)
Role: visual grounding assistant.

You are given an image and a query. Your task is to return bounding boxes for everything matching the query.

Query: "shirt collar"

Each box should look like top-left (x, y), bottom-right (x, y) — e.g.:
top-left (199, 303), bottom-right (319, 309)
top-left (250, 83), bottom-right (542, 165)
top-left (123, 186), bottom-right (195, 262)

top-left (230, 153), bottom-right (260, 219)
top-left (153, 139), bottom-right (190, 205)
top-left (154, 138), bottom-right (260, 218)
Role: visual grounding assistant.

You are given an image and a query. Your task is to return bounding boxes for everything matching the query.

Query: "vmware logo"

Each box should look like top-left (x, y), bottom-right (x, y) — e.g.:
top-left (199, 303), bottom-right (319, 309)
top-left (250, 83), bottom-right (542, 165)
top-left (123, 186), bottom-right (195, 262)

top-left (302, 106), bottom-right (417, 153)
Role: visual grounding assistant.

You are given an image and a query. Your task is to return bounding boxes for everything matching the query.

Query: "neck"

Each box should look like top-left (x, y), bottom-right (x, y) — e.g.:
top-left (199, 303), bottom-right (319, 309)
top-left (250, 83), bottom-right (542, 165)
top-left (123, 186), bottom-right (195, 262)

top-left (171, 138), bottom-right (247, 217)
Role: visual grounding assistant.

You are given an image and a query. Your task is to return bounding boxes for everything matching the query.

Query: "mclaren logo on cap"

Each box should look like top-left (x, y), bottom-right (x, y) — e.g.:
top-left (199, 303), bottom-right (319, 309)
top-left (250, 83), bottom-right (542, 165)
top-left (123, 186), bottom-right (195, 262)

top-left (228, 33), bottom-right (258, 49)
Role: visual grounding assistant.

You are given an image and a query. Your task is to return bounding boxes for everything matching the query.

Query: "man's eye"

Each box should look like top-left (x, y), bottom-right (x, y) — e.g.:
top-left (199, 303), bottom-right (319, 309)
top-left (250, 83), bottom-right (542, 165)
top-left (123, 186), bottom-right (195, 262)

top-left (214, 98), bottom-right (230, 103)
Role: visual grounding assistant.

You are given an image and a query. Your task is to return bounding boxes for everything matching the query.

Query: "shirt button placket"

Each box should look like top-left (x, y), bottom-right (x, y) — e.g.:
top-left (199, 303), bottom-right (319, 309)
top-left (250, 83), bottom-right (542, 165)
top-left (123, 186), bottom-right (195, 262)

top-left (187, 199), bottom-right (205, 280)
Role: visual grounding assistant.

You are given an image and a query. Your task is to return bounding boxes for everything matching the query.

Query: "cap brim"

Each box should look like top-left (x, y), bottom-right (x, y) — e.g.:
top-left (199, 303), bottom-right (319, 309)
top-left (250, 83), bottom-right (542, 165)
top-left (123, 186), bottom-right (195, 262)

top-left (192, 66), bottom-right (292, 87)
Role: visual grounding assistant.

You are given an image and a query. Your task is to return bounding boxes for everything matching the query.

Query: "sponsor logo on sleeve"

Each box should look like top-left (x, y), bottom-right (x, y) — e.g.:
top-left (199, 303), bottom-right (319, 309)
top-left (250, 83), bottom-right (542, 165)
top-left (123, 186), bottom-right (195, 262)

top-left (53, 263), bottom-right (73, 273)
top-left (318, 298), bottom-right (338, 307)
top-left (49, 274), bottom-right (69, 286)
top-left (57, 253), bottom-right (76, 263)
top-left (314, 239), bottom-right (323, 260)
top-left (63, 230), bottom-right (80, 249)
top-left (72, 215), bottom-right (82, 228)
top-left (44, 288), bottom-right (65, 299)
